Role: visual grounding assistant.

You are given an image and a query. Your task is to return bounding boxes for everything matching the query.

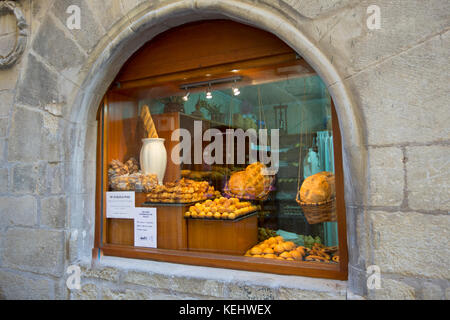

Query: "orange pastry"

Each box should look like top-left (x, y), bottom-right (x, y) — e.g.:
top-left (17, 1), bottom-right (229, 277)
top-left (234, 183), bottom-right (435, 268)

top-left (258, 243), bottom-right (268, 250)
top-left (250, 247), bottom-right (262, 255)
top-left (279, 251), bottom-right (292, 259)
top-left (290, 250), bottom-right (302, 260)
top-left (282, 241), bottom-right (295, 251)
top-left (274, 244), bottom-right (285, 254)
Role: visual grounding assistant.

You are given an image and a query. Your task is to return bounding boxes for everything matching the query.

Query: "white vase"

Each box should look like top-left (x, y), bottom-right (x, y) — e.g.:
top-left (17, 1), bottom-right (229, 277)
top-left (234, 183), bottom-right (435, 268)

top-left (140, 138), bottom-right (167, 185)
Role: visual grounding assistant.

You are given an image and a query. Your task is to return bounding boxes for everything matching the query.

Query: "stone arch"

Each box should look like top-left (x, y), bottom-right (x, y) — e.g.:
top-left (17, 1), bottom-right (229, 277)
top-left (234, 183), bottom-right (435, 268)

top-left (65, 0), bottom-right (366, 292)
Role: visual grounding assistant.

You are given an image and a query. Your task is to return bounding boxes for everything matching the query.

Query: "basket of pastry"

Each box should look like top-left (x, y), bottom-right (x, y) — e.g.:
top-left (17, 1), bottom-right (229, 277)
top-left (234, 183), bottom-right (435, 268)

top-left (223, 162), bottom-right (275, 201)
top-left (184, 196), bottom-right (260, 220)
top-left (244, 236), bottom-right (339, 263)
top-left (108, 158), bottom-right (158, 192)
top-left (296, 171), bottom-right (336, 224)
top-left (145, 178), bottom-right (220, 203)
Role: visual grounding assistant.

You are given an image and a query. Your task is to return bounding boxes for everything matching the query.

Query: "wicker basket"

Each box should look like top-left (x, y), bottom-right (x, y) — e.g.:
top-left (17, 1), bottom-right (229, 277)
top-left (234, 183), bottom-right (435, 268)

top-left (296, 193), bottom-right (337, 224)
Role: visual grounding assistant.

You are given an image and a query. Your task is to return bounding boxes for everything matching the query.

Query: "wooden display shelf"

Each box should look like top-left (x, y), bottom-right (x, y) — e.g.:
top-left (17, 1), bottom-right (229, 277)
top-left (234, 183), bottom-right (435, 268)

top-left (107, 192), bottom-right (189, 250)
top-left (187, 213), bottom-right (258, 255)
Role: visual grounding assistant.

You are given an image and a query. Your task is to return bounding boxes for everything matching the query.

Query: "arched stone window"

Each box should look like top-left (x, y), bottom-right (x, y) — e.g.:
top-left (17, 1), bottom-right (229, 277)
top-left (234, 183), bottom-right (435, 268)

top-left (93, 20), bottom-right (348, 279)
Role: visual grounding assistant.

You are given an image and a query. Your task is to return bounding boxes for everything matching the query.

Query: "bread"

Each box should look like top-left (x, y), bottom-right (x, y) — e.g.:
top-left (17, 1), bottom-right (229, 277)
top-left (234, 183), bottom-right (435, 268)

top-left (146, 178), bottom-right (217, 203)
top-left (299, 171), bottom-right (335, 203)
top-left (227, 162), bottom-right (272, 199)
top-left (228, 171), bottom-right (247, 196)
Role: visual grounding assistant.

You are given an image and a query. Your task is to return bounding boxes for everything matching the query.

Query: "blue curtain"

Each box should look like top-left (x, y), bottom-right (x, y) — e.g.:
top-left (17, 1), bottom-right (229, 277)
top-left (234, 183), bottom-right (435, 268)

top-left (316, 131), bottom-right (338, 247)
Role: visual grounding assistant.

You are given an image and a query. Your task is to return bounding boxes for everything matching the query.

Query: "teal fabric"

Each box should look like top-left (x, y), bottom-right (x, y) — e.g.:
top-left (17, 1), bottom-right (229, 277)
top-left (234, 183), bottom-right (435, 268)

top-left (316, 130), bottom-right (338, 247)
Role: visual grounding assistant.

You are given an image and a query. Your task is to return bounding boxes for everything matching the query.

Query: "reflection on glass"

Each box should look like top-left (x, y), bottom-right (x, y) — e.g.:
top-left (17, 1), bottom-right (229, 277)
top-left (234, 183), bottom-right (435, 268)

top-left (107, 74), bottom-right (339, 264)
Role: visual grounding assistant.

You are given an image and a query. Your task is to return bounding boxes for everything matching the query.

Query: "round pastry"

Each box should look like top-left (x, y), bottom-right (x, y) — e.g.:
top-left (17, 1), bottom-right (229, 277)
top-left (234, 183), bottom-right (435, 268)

top-left (250, 247), bottom-right (262, 255)
top-left (227, 162), bottom-right (272, 199)
top-left (228, 171), bottom-right (247, 196)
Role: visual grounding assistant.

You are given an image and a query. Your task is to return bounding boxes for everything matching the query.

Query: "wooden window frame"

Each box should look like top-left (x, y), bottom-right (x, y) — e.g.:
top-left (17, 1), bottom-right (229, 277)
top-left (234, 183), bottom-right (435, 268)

top-left (93, 96), bottom-right (348, 281)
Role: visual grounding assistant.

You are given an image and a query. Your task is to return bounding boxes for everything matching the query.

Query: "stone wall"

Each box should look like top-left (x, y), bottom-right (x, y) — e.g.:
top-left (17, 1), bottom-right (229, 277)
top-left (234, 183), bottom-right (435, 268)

top-left (0, 0), bottom-right (448, 300)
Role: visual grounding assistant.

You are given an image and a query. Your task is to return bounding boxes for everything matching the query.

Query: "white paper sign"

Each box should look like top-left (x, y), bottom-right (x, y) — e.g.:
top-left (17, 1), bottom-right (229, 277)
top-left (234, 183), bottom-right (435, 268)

top-left (106, 191), bottom-right (135, 219)
top-left (134, 207), bottom-right (157, 248)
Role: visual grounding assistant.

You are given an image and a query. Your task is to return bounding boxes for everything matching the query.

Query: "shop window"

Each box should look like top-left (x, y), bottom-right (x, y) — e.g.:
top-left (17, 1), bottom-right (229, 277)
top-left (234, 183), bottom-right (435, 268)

top-left (94, 20), bottom-right (348, 279)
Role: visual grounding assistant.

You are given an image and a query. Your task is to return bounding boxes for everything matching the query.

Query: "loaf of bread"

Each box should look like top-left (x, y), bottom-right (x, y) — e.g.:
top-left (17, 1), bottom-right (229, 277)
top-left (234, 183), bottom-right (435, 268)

top-left (299, 171), bottom-right (335, 203)
top-left (228, 171), bottom-right (248, 196)
top-left (227, 162), bottom-right (272, 199)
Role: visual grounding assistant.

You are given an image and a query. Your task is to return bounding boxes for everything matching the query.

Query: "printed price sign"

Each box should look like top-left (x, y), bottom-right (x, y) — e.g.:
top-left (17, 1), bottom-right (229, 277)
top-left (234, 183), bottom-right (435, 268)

top-left (106, 191), bottom-right (135, 219)
top-left (134, 207), bottom-right (157, 248)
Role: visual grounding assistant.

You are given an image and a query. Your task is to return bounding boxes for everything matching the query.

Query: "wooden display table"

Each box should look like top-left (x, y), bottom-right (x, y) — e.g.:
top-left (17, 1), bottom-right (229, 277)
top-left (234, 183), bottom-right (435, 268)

top-left (186, 213), bottom-right (258, 255)
top-left (107, 193), bottom-right (188, 250)
top-left (107, 193), bottom-right (258, 255)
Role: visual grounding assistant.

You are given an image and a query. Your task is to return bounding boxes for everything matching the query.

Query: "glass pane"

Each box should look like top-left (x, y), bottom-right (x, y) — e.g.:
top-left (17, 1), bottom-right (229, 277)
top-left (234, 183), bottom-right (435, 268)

top-left (105, 71), bottom-right (339, 265)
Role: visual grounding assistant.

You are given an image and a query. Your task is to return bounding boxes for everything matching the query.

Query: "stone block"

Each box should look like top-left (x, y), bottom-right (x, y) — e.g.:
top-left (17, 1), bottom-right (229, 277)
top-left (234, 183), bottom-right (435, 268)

top-left (2, 227), bottom-right (65, 276)
top-left (124, 270), bottom-right (173, 289)
top-left (0, 90), bottom-right (14, 117)
top-left (345, 30), bottom-right (450, 145)
top-left (280, 0), bottom-right (355, 19)
top-left (0, 139), bottom-right (4, 163)
top-left (120, 0), bottom-right (150, 14)
top-left (31, 15), bottom-right (85, 81)
top-left (87, 0), bottom-right (126, 31)
top-left (406, 146), bottom-right (450, 212)
top-left (80, 265), bottom-right (120, 282)
top-left (422, 282), bottom-right (444, 300)
top-left (171, 277), bottom-right (226, 298)
top-left (302, 0), bottom-right (450, 78)
top-left (71, 283), bottom-right (98, 300)
top-left (12, 163), bottom-right (46, 194)
top-left (368, 278), bottom-right (416, 300)
top-left (8, 106), bottom-right (60, 163)
top-left (369, 211), bottom-right (450, 279)
top-left (8, 106), bottom-right (42, 162)
top-left (41, 196), bottom-right (67, 228)
top-left (51, 0), bottom-right (105, 53)
top-left (101, 287), bottom-right (151, 300)
top-left (0, 168), bottom-right (8, 193)
top-left (46, 162), bottom-right (65, 194)
top-left (0, 117), bottom-right (8, 137)
top-left (226, 283), bottom-right (278, 300)
top-left (15, 54), bottom-right (60, 109)
top-left (0, 196), bottom-right (37, 227)
top-left (278, 287), bottom-right (346, 300)
top-left (368, 147), bottom-right (404, 206)
top-left (0, 269), bottom-right (54, 300)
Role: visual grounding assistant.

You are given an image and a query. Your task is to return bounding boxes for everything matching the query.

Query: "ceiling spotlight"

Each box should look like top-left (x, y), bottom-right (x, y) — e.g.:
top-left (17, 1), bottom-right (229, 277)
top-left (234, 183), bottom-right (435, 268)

top-left (232, 80), bottom-right (240, 96)
top-left (182, 91), bottom-right (190, 101)
top-left (206, 83), bottom-right (213, 99)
